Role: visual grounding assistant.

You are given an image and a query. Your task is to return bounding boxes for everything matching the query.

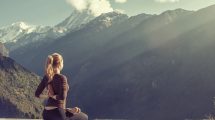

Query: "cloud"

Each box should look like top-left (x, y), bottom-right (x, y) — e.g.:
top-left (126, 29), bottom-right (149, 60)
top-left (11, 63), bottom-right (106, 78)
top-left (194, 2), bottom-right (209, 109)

top-left (66, 0), bottom-right (113, 16)
top-left (115, 0), bottom-right (127, 3)
top-left (89, 0), bottom-right (113, 16)
top-left (66, 0), bottom-right (88, 11)
top-left (155, 0), bottom-right (179, 3)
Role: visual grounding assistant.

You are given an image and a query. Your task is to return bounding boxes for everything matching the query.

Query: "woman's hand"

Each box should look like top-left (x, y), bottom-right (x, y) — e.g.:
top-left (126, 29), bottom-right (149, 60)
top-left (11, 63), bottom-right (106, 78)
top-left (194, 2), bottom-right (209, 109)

top-left (48, 91), bottom-right (57, 100)
top-left (66, 107), bottom-right (81, 114)
top-left (39, 94), bottom-right (49, 99)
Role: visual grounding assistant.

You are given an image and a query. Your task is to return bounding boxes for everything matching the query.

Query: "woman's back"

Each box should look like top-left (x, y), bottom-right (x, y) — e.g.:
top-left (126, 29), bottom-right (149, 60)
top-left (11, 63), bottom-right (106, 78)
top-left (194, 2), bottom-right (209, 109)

top-left (48, 74), bottom-right (69, 108)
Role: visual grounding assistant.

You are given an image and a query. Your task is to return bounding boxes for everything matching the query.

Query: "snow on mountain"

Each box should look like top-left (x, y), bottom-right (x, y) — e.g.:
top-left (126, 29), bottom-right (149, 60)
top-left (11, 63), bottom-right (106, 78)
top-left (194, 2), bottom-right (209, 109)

top-left (0, 10), bottom-right (94, 51)
top-left (55, 10), bottom-right (95, 33)
top-left (0, 22), bottom-right (50, 43)
top-left (82, 11), bottom-right (128, 32)
top-left (0, 10), bottom-right (126, 52)
top-left (94, 11), bottom-right (128, 26)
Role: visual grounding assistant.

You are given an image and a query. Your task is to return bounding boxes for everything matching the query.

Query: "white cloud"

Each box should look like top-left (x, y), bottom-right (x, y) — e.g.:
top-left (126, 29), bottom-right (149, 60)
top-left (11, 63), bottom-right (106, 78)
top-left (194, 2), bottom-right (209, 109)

top-left (155, 0), bottom-right (179, 3)
top-left (66, 0), bottom-right (88, 11)
top-left (66, 0), bottom-right (113, 16)
top-left (89, 0), bottom-right (113, 16)
top-left (115, 0), bottom-right (127, 3)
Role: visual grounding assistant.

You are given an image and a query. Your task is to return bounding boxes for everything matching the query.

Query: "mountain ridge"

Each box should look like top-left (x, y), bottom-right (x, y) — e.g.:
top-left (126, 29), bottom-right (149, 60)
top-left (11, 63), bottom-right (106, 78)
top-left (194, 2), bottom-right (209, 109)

top-left (1, 10), bottom-right (95, 52)
top-left (55, 10), bottom-right (95, 33)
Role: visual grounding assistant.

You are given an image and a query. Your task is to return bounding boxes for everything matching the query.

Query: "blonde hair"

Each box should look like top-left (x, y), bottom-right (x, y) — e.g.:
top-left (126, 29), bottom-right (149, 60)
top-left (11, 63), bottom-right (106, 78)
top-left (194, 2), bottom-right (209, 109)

top-left (45, 53), bottom-right (64, 80)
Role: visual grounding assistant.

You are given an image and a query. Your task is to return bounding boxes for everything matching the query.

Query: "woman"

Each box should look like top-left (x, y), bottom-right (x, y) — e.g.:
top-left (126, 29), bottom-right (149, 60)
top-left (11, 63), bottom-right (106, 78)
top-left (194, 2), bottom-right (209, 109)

top-left (35, 53), bottom-right (88, 120)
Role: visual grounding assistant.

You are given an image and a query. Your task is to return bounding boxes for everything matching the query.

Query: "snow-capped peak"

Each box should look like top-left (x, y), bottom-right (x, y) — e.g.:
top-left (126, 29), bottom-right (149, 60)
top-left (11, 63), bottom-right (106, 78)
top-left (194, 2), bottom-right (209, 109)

top-left (0, 22), bottom-right (50, 43)
top-left (90, 11), bottom-right (128, 27)
top-left (11, 22), bottom-right (32, 30)
top-left (81, 11), bottom-right (128, 32)
top-left (1, 21), bottom-right (37, 34)
top-left (55, 10), bottom-right (95, 33)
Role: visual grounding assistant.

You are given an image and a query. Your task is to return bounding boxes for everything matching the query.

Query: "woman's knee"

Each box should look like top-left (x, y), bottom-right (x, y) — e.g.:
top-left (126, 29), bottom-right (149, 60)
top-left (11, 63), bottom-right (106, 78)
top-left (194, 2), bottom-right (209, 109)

top-left (80, 112), bottom-right (88, 120)
top-left (72, 112), bottom-right (88, 120)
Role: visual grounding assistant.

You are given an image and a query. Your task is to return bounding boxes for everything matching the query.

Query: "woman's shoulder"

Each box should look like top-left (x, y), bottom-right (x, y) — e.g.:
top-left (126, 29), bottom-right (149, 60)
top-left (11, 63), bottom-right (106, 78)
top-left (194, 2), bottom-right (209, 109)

top-left (42, 75), bottom-right (49, 81)
top-left (54, 73), bottom-right (67, 80)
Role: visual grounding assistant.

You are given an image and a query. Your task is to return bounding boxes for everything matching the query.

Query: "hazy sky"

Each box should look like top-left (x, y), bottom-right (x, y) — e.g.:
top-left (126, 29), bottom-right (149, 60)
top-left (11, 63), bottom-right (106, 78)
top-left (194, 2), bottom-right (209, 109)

top-left (0, 0), bottom-right (215, 27)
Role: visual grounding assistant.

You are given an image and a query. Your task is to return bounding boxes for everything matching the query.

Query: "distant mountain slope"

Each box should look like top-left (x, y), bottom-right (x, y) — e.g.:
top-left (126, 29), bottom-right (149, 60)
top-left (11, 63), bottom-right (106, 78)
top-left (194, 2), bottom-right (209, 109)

top-left (72, 18), bottom-right (215, 120)
top-left (70, 6), bottom-right (215, 120)
top-left (67, 9), bottom-right (193, 82)
top-left (0, 55), bottom-right (43, 118)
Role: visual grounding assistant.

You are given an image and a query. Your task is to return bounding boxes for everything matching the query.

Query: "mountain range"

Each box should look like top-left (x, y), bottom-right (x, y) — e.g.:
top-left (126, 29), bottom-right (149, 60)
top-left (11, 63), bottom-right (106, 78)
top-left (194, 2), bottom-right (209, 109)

top-left (1, 4), bottom-right (215, 120)
top-left (0, 10), bottom-right (95, 52)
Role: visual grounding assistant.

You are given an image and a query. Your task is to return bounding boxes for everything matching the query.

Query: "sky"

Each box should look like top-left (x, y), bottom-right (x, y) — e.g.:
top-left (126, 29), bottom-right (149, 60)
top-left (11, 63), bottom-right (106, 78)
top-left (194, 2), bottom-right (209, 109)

top-left (0, 0), bottom-right (215, 27)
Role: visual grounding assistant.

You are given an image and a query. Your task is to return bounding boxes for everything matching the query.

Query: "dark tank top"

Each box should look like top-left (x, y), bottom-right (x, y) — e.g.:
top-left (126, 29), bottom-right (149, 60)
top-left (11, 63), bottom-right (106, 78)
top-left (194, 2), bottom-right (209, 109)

top-left (35, 74), bottom-right (69, 109)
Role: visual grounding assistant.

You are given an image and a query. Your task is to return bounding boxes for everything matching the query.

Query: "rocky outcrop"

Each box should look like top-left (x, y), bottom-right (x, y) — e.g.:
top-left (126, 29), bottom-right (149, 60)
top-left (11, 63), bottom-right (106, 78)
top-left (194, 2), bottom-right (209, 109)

top-left (0, 42), bottom-right (9, 57)
top-left (0, 56), bottom-right (43, 118)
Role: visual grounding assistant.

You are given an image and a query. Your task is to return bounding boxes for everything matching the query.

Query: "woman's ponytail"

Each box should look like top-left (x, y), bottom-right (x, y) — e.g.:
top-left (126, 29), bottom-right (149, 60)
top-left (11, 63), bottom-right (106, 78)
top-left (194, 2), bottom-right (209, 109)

top-left (45, 53), bottom-right (64, 81)
top-left (45, 55), bottom-right (54, 81)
